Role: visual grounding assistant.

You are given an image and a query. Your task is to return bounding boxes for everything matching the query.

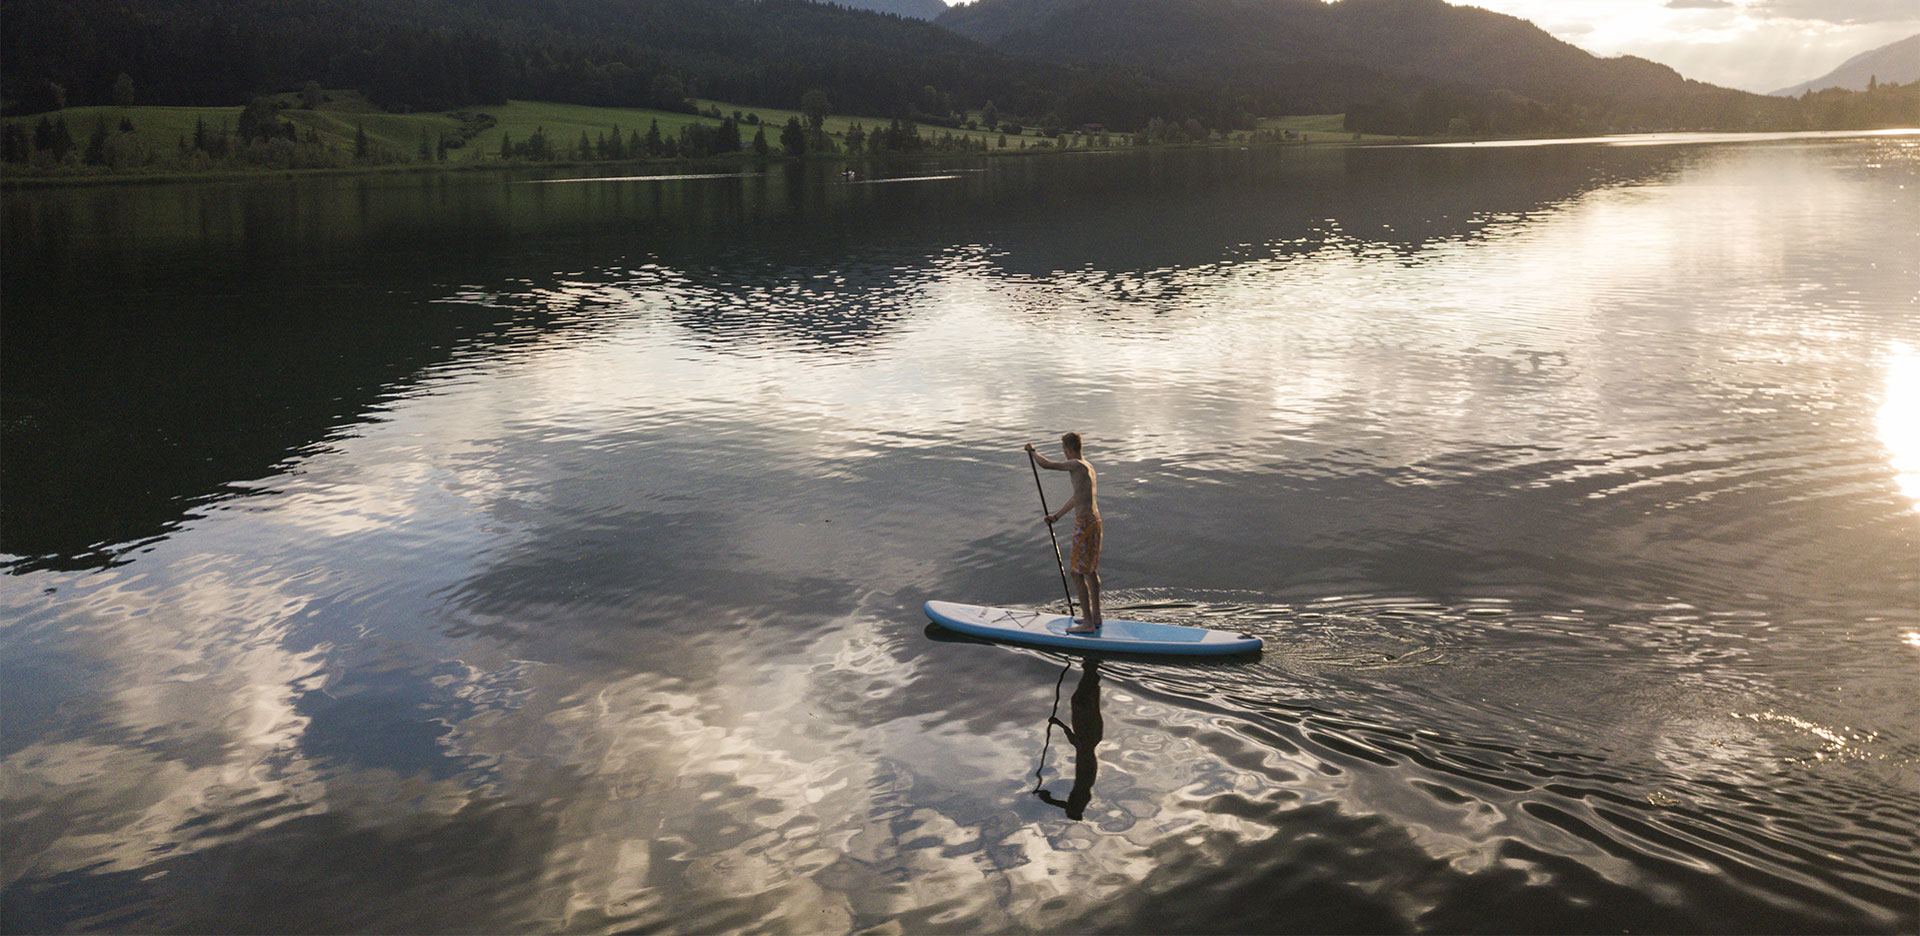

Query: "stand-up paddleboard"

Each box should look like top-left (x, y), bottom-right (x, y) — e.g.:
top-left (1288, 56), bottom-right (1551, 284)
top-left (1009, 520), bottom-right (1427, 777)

top-left (924, 600), bottom-right (1263, 656)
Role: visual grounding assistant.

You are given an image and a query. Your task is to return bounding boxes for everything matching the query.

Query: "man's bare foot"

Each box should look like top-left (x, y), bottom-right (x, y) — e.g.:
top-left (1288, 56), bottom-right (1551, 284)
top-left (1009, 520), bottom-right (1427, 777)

top-left (1066, 620), bottom-right (1100, 634)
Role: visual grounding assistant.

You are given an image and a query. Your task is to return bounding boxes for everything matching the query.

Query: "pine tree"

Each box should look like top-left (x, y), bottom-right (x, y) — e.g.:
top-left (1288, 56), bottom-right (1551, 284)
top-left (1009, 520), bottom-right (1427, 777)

top-left (50, 118), bottom-right (75, 160)
top-left (801, 89), bottom-right (830, 132)
top-left (780, 117), bottom-right (806, 156)
top-left (84, 116), bottom-right (110, 165)
top-left (1, 123), bottom-right (29, 163)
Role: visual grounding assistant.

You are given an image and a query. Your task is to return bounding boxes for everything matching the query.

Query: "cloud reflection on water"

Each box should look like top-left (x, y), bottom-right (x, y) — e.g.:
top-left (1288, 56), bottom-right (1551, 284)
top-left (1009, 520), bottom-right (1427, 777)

top-left (4, 137), bottom-right (1918, 932)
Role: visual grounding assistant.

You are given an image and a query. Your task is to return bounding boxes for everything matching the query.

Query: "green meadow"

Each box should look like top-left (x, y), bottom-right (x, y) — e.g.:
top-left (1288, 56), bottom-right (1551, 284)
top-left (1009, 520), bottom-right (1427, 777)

top-left (6, 96), bottom-right (734, 162)
top-left (1256, 113), bottom-right (1404, 142)
top-left (4, 93), bottom-right (1356, 182)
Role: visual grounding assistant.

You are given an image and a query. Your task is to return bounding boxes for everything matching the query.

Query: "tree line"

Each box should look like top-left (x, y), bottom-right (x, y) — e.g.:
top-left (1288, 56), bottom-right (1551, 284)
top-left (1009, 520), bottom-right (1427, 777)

top-left (1343, 80), bottom-right (1919, 137)
top-left (4, 0), bottom-right (1910, 155)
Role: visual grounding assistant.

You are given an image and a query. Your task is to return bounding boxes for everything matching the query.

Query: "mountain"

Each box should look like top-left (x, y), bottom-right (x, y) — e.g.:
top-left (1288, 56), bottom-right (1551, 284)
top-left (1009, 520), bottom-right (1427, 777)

top-left (829, 0), bottom-right (951, 20)
top-left (1772, 34), bottom-right (1920, 96)
top-left (0, 0), bottom-right (1051, 115)
top-left (0, 0), bottom-right (1835, 135)
top-left (937, 0), bottom-right (1695, 105)
top-left (0, 0), bottom-right (1250, 129)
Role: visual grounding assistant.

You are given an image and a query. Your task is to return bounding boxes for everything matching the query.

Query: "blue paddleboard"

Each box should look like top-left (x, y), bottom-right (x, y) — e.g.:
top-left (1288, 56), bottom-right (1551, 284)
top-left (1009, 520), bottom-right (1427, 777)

top-left (923, 600), bottom-right (1263, 656)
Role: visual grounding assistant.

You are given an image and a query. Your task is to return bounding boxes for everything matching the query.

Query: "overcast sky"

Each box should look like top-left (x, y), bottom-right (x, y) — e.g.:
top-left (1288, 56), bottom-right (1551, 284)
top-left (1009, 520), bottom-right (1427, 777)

top-left (1440, 0), bottom-right (1920, 91)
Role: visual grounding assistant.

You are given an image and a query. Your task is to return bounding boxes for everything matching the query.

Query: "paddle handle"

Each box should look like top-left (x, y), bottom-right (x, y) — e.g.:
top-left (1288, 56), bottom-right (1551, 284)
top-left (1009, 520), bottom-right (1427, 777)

top-left (1029, 450), bottom-right (1077, 618)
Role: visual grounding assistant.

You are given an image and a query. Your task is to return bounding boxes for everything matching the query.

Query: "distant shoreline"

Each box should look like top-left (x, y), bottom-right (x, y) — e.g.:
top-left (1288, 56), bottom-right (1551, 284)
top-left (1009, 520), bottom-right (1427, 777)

top-left (0, 135), bottom-right (1357, 191)
top-left (7, 125), bottom-right (1916, 191)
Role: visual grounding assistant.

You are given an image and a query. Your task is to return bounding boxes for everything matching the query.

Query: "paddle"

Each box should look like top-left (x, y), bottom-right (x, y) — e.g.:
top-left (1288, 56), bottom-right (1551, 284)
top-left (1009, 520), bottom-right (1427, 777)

top-left (1028, 449), bottom-right (1077, 619)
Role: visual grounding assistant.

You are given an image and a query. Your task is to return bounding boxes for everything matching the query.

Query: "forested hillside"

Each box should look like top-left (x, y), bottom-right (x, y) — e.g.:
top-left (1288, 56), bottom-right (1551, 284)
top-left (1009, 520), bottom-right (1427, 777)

top-left (0, 0), bottom-right (1246, 130)
top-left (937, 0), bottom-right (1817, 133)
top-left (832, 0), bottom-right (950, 20)
top-left (3, 0), bottom-right (1910, 142)
top-left (938, 0), bottom-right (1687, 98)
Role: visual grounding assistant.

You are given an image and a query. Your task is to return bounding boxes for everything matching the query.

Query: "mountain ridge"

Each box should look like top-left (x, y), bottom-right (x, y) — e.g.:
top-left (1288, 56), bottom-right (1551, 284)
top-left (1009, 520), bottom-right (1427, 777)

top-left (936, 0), bottom-right (1697, 105)
top-left (830, 0), bottom-right (951, 20)
top-left (2, 0), bottom-right (1881, 136)
top-left (1771, 34), bottom-right (1920, 96)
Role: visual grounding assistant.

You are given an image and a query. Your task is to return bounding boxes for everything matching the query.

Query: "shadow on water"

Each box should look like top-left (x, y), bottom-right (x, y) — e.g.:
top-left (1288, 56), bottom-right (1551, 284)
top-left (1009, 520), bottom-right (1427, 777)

top-left (3, 145), bottom-right (1687, 572)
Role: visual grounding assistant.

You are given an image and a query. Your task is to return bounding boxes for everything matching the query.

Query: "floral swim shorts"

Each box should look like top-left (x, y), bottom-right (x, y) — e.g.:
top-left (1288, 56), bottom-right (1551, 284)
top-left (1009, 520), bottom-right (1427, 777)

top-left (1069, 516), bottom-right (1103, 575)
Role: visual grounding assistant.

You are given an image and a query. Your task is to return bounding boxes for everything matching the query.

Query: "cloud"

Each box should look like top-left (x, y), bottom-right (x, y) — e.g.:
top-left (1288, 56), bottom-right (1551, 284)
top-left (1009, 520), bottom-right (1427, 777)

top-left (1753, 0), bottom-right (1920, 24)
top-left (1664, 0), bottom-right (1733, 8)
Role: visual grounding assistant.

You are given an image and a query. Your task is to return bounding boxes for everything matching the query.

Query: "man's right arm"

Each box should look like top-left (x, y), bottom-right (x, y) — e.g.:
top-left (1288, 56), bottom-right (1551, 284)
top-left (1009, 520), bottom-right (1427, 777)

top-left (1026, 444), bottom-right (1066, 470)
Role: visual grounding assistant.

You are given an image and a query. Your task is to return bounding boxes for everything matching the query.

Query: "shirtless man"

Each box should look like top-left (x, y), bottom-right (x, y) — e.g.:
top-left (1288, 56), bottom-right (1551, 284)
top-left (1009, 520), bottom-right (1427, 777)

top-left (1025, 433), bottom-right (1103, 632)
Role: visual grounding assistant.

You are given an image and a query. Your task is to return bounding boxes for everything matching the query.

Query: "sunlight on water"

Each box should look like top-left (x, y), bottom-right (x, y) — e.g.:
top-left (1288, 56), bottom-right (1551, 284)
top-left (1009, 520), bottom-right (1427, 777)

top-left (1880, 343), bottom-right (1920, 511)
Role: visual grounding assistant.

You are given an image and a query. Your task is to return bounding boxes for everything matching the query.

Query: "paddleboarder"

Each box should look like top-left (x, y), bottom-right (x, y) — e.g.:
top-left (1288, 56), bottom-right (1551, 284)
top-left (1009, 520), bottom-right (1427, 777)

top-left (1026, 433), bottom-right (1102, 632)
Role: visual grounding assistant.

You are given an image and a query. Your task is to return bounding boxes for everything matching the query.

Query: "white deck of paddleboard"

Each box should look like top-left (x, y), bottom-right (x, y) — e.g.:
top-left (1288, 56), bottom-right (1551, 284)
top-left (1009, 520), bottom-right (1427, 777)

top-left (924, 600), bottom-right (1262, 655)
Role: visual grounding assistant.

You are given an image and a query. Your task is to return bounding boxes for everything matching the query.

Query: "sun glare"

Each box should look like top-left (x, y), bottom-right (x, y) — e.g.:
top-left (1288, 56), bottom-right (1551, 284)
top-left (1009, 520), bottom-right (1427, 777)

top-left (1879, 343), bottom-right (1920, 513)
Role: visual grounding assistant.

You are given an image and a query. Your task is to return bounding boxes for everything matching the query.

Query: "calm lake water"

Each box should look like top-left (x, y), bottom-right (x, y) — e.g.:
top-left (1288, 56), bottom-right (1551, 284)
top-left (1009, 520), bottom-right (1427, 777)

top-left (3, 134), bottom-right (1917, 933)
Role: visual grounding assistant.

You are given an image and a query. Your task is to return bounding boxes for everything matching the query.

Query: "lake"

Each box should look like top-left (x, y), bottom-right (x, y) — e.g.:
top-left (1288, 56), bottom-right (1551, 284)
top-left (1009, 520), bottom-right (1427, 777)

top-left (3, 134), bottom-right (1917, 933)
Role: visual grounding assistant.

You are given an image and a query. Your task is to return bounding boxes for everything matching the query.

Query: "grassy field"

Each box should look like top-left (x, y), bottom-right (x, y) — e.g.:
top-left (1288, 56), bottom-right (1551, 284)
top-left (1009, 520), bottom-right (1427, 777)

top-left (1255, 113), bottom-right (1407, 143)
top-left (3, 93), bottom-right (1023, 165)
top-left (691, 99), bottom-right (1015, 148)
top-left (2, 96), bottom-right (704, 161)
top-left (4, 95), bottom-right (1367, 181)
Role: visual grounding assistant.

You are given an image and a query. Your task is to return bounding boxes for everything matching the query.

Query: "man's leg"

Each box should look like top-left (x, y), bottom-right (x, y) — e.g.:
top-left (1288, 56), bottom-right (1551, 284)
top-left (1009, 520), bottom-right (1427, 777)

top-left (1085, 571), bottom-right (1102, 627)
top-left (1069, 573), bottom-right (1097, 632)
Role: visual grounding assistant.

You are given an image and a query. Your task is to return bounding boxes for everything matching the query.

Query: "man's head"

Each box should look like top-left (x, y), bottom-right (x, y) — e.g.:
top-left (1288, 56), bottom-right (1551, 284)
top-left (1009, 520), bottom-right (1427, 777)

top-left (1061, 431), bottom-right (1083, 457)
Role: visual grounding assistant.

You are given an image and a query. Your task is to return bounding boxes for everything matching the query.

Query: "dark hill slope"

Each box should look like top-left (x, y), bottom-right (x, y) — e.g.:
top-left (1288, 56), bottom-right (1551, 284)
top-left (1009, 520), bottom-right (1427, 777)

top-left (1, 0), bottom-right (1230, 125)
top-left (0, 0), bottom-right (1015, 113)
top-left (829, 0), bottom-right (952, 20)
top-left (939, 0), bottom-right (1692, 103)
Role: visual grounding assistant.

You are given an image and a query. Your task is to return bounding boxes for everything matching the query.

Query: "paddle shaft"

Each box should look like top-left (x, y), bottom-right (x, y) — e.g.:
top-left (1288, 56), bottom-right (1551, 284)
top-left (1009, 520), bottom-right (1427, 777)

top-left (1029, 451), bottom-right (1077, 618)
top-left (1032, 659), bottom-right (1073, 792)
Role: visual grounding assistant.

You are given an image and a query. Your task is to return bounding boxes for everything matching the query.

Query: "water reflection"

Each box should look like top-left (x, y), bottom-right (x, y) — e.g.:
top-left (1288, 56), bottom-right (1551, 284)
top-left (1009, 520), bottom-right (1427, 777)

top-left (1033, 660), bottom-right (1103, 820)
top-left (1879, 343), bottom-right (1920, 511)
top-left (3, 143), bottom-right (1695, 573)
top-left (4, 135), bottom-right (1918, 933)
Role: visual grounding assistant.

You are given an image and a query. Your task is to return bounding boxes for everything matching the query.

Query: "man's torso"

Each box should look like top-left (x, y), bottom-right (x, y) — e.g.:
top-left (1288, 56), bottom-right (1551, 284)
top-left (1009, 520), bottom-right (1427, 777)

top-left (1070, 459), bottom-right (1099, 521)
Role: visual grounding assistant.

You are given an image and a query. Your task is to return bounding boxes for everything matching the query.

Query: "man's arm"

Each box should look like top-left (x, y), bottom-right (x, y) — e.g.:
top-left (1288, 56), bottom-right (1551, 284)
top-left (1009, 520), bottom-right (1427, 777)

top-left (1043, 486), bottom-right (1085, 524)
top-left (1025, 442), bottom-right (1067, 471)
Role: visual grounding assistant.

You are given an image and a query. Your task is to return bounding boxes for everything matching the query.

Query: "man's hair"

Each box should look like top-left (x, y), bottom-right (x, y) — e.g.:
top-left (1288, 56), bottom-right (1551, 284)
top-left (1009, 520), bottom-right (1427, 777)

top-left (1062, 431), bottom-right (1083, 453)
